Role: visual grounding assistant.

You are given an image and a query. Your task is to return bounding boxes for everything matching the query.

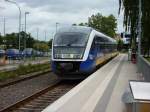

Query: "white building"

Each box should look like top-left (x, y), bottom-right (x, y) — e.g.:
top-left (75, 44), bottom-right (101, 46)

top-left (121, 33), bottom-right (131, 45)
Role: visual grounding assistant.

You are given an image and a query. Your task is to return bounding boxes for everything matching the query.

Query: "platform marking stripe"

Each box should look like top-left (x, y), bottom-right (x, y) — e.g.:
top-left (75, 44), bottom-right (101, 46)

top-left (94, 55), bottom-right (125, 112)
top-left (80, 55), bottom-right (124, 112)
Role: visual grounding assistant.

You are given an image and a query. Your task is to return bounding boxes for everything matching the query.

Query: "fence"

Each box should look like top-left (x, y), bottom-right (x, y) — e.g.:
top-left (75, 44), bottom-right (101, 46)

top-left (138, 55), bottom-right (150, 81)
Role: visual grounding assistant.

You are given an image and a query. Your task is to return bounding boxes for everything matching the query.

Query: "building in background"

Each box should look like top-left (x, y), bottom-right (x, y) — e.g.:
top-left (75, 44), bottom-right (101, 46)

top-left (121, 32), bottom-right (131, 45)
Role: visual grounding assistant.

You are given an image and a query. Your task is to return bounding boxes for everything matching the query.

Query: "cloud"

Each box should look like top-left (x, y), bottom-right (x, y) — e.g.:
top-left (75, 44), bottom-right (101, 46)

top-left (0, 0), bottom-right (124, 41)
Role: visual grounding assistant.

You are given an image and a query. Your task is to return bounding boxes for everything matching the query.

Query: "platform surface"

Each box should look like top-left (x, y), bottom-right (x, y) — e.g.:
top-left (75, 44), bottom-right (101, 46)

top-left (0, 58), bottom-right (49, 72)
top-left (105, 54), bottom-right (139, 112)
top-left (42, 54), bottom-right (140, 112)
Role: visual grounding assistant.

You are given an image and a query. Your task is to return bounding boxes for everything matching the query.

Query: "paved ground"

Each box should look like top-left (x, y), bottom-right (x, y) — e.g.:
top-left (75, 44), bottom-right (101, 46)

top-left (94, 54), bottom-right (140, 112)
top-left (105, 55), bottom-right (140, 112)
top-left (0, 57), bottom-right (50, 72)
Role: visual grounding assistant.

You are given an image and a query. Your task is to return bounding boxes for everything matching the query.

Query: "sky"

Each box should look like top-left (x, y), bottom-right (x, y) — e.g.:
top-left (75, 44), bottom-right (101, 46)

top-left (0, 0), bottom-right (124, 41)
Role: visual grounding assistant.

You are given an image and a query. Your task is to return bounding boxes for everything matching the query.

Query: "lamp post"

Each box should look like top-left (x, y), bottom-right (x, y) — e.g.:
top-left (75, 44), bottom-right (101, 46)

top-left (21, 24), bottom-right (24, 31)
top-left (44, 30), bottom-right (47, 42)
top-left (24, 12), bottom-right (29, 49)
top-left (36, 28), bottom-right (39, 41)
top-left (137, 0), bottom-right (142, 72)
top-left (0, 7), bottom-right (6, 37)
top-left (138, 0), bottom-right (142, 56)
top-left (36, 28), bottom-right (39, 61)
top-left (0, 17), bottom-right (6, 36)
top-left (56, 22), bottom-right (59, 33)
top-left (3, 17), bottom-right (6, 37)
top-left (5, 0), bottom-right (21, 51)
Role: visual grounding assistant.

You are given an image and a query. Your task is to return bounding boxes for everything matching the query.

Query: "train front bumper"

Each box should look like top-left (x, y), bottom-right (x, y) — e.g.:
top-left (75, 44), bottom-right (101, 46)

top-left (51, 59), bottom-right (95, 77)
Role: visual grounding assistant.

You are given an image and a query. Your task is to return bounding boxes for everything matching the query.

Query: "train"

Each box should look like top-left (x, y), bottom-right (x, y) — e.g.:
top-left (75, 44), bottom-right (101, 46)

top-left (51, 26), bottom-right (117, 79)
top-left (0, 49), bottom-right (5, 57)
top-left (6, 49), bottom-right (22, 59)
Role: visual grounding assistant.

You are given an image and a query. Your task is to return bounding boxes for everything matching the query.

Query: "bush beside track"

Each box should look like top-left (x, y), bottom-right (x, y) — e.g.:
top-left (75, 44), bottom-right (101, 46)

top-left (0, 63), bottom-right (50, 81)
top-left (145, 57), bottom-right (150, 62)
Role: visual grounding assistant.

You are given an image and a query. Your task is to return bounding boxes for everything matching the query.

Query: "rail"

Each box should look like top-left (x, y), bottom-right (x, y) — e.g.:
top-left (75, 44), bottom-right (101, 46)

top-left (1, 80), bottom-right (62, 112)
top-left (0, 69), bottom-right (51, 88)
top-left (138, 55), bottom-right (150, 81)
top-left (0, 80), bottom-right (80, 112)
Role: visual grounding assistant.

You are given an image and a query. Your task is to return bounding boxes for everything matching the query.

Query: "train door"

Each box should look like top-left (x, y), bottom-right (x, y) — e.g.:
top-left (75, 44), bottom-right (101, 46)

top-left (95, 36), bottom-right (105, 57)
top-left (94, 36), bottom-right (100, 58)
top-left (90, 37), bottom-right (97, 59)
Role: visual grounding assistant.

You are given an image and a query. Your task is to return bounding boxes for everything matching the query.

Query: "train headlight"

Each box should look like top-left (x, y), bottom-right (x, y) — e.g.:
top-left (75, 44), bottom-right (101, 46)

top-left (73, 54), bottom-right (82, 59)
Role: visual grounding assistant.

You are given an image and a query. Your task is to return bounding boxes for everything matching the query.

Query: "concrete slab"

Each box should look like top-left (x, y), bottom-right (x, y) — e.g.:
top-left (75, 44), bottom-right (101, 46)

top-left (0, 58), bottom-right (49, 72)
top-left (105, 54), bottom-right (139, 112)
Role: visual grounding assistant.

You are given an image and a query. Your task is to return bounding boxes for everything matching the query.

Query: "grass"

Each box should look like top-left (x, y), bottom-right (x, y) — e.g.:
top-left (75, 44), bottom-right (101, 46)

top-left (24, 57), bottom-right (49, 61)
top-left (119, 49), bottom-right (128, 53)
top-left (0, 63), bottom-right (50, 81)
top-left (145, 57), bottom-right (150, 62)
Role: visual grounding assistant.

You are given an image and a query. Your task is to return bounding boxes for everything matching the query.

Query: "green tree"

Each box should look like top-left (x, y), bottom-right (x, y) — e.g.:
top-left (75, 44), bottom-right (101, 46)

top-left (88, 13), bottom-right (117, 38)
top-left (72, 23), bottom-right (88, 26)
top-left (26, 33), bottom-right (35, 48)
top-left (117, 39), bottom-right (124, 51)
top-left (2, 32), bottom-right (36, 50)
top-left (48, 39), bottom-right (52, 49)
top-left (73, 13), bottom-right (117, 38)
top-left (119, 0), bottom-right (150, 56)
top-left (0, 35), bottom-right (4, 49)
top-left (78, 22), bottom-right (88, 26)
top-left (0, 32), bottom-right (51, 51)
top-left (0, 35), bottom-right (3, 45)
top-left (33, 42), bottom-right (49, 52)
top-left (72, 23), bottom-right (77, 26)
top-left (5, 33), bottom-right (18, 49)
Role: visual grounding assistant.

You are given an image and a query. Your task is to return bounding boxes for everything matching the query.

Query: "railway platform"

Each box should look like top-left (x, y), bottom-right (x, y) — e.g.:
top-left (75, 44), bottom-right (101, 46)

top-left (42, 54), bottom-right (140, 112)
top-left (0, 58), bottom-right (49, 72)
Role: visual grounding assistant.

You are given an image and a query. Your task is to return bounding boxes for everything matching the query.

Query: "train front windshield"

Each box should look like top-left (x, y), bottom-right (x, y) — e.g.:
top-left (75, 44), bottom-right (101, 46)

top-left (53, 32), bottom-right (89, 59)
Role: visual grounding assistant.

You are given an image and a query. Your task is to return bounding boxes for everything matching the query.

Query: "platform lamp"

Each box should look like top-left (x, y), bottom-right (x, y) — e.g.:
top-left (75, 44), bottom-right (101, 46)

top-left (5, 0), bottom-right (21, 51)
top-left (24, 11), bottom-right (30, 50)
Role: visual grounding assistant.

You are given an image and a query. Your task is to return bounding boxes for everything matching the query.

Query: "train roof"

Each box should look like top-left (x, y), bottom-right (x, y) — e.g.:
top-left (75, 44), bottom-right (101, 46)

top-left (57, 26), bottom-right (92, 34)
top-left (57, 26), bottom-right (116, 43)
top-left (94, 30), bottom-right (117, 44)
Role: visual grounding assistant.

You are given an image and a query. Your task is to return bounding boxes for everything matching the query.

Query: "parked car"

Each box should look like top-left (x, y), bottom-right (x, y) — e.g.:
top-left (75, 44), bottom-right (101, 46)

top-left (6, 49), bottom-right (22, 59)
top-left (22, 48), bottom-right (36, 57)
top-left (0, 49), bottom-right (5, 57)
top-left (35, 50), bottom-right (44, 57)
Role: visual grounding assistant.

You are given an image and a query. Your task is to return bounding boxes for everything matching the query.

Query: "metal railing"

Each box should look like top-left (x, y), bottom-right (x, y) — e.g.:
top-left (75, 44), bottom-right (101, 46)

top-left (138, 55), bottom-right (150, 81)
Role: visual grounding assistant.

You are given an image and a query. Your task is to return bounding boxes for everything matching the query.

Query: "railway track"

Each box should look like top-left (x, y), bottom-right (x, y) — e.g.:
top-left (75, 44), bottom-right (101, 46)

top-left (1, 80), bottom-right (80, 112)
top-left (0, 69), bottom-right (51, 88)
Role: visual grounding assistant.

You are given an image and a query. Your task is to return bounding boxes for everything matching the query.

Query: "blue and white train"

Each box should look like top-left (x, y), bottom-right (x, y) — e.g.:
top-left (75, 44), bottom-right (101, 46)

top-left (51, 26), bottom-right (117, 79)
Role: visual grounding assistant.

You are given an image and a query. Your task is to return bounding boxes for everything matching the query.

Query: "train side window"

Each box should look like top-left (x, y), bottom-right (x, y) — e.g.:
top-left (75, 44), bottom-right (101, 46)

top-left (94, 36), bottom-right (105, 49)
top-left (91, 37), bottom-right (96, 50)
top-left (93, 36), bottom-right (99, 45)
